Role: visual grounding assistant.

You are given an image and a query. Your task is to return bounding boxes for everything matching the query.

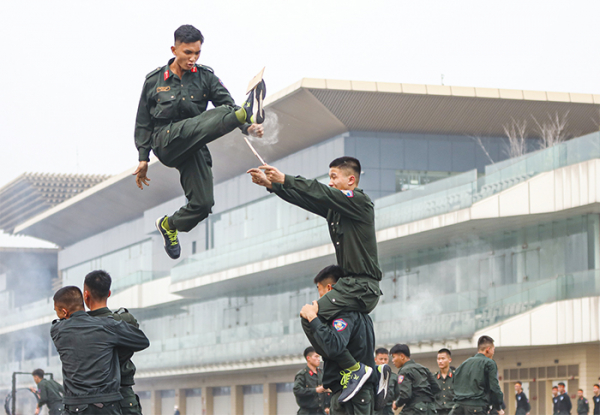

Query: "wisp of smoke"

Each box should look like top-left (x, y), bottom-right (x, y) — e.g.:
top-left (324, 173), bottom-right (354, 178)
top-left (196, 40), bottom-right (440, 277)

top-left (247, 111), bottom-right (280, 146)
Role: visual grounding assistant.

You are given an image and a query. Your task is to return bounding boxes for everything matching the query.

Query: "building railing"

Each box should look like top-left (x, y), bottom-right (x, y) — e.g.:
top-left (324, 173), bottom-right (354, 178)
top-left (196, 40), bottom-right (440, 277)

top-left (173, 132), bottom-right (600, 284)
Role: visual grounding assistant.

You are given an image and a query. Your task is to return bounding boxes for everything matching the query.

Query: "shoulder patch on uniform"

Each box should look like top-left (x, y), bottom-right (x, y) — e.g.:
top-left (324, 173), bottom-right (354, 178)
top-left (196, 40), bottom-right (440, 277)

top-left (332, 318), bottom-right (348, 332)
top-left (398, 375), bottom-right (404, 383)
top-left (341, 190), bottom-right (354, 197)
top-left (145, 67), bottom-right (161, 79)
top-left (115, 307), bottom-right (129, 314)
top-left (197, 64), bottom-right (214, 73)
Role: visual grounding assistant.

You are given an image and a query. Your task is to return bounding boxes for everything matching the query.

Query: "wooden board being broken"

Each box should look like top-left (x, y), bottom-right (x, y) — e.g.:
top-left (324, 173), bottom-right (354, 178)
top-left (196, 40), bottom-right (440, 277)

top-left (246, 67), bottom-right (265, 94)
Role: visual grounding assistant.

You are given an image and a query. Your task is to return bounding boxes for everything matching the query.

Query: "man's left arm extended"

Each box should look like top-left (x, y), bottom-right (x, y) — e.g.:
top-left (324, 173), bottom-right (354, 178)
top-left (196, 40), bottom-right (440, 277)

top-left (110, 320), bottom-right (150, 352)
top-left (486, 361), bottom-right (504, 409)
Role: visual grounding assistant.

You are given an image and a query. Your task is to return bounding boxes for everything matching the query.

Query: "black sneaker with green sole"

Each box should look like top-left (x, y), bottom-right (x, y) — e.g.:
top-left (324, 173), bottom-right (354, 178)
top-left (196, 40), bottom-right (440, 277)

top-left (338, 363), bottom-right (373, 403)
top-left (155, 215), bottom-right (181, 259)
top-left (242, 80), bottom-right (266, 124)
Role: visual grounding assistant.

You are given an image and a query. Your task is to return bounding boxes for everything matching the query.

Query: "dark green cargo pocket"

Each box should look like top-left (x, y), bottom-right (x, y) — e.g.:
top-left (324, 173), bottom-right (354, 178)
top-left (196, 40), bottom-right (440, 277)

top-left (65, 404), bottom-right (88, 413)
top-left (120, 394), bottom-right (140, 411)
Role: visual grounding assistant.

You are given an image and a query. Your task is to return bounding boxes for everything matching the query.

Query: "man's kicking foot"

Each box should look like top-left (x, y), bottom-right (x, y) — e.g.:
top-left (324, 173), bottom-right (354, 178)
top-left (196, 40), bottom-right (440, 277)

top-left (240, 80), bottom-right (266, 124)
top-left (375, 364), bottom-right (392, 411)
top-left (338, 362), bottom-right (373, 403)
top-left (156, 216), bottom-right (181, 259)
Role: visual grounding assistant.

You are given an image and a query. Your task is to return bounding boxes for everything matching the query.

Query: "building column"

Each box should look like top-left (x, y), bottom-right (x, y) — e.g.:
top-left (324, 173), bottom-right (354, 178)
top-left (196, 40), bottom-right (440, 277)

top-left (263, 383), bottom-right (277, 415)
top-left (175, 388), bottom-right (186, 415)
top-left (150, 390), bottom-right (161, 415)
top-left (202, 386), bottom-right (213, 415)
top-left (232, 385), bottom-right (244, 415)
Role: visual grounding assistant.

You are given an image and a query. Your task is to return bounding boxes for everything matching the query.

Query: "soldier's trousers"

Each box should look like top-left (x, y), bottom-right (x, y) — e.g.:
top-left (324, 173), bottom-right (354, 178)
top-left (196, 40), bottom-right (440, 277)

top-left (152, 105), bottom-right (242, 232)
top-left (374, 403), bottom-right (394, 415)
top-left (331, 388), bottom-right (374, 415)
top-left (449, 404), bottom-right (488, 415)
top-left (119, 386), bottom-right (142, 415)
top-left (64, 401), bottom-right (121, 415)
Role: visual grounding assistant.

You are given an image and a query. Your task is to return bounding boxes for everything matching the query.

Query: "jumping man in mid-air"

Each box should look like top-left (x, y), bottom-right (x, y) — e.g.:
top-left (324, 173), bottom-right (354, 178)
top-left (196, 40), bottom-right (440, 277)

top-left (248, 156), bottom-right (385, 404)
top-left (134, 24), bottom-right (266, 259)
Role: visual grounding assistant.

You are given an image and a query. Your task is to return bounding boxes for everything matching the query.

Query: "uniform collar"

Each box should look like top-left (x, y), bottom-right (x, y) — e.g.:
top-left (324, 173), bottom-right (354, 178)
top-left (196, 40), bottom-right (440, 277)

top-left (164, 58), bottom-right (197, 80)
top-left (87, 307), bottom-right (111, 316)
top-left (70, 310), bottom-right (87, 318)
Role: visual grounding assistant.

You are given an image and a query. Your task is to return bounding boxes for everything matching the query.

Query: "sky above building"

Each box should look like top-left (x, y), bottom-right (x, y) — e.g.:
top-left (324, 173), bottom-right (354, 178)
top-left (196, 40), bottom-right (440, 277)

top-left (0, 0), bottom-right (598, 192)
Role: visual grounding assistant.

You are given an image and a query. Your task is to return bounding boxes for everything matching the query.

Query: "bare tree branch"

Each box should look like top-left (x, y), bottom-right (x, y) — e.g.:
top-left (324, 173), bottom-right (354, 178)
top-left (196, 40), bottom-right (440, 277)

top-left (532, 111), bottom-right (570, 150)
top-left (470, 136), bottom-right (494, 165)
top-left (503, 118), bottom-right (527, 158)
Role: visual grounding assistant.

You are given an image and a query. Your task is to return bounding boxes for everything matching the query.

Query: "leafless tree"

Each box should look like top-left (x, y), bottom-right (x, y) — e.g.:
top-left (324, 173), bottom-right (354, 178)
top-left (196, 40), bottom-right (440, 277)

top-left (470, 136), bottom-right (495, 165)
top-left (503, 118), bottom-right (528, 158)
top-left (533, 111), bottom-right (570, 150)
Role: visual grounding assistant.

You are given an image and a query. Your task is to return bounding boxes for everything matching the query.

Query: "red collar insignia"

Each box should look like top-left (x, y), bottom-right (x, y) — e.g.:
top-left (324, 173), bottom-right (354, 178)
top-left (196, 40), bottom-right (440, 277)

top-left (191, 66), bottom-right (197, 73)
top-left (164, 70), bottom-right (169, 80)
top-left (449, 373), bottom-right (452, 377)
top-left (309, 370), bottom-right (313, 376)
top-left (437, 374), bottom-right (440, 379)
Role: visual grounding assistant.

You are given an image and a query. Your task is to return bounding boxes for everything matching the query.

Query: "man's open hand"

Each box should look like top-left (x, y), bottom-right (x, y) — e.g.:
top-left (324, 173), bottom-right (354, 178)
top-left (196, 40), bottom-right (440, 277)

top-left (248, 124), bottom-right (264, 138)
top-left (260, 164), bottom-right (285, 184)
top-left (300, 301), bottom-right (319, 322)
top-left (247, 168), bottom-right (272, 189)
top-left (133, 161), bottom-right (150, 190)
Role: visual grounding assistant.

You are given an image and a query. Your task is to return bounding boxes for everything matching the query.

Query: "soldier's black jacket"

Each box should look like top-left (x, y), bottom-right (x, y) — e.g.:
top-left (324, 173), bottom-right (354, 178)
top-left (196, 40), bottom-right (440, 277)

top-left (293, 365), bottom-right (325, 412)
top-left (87, 307), bottom-right (139, 386)
top-left (308, 311), bottom-right (376, 394)
top-left (578, 396), bottom-right (590, 414)
top-left (51, 310), bottom-right (149, 405)
top-left (554, 392), bottom-right (572, 414)
top-left (593, 395), bottom-right (600, 415)
top-left (271, 176), bottom-right (382, 282)
top-left (453, 353), bottom-right (503, 410)
top-left (516, 391), bottom-right (531, 415)
top-left (36, 378), bottom-right (64, 408)
top-left (395, 359), bottom-right (441, 410)
top-left (434, 369), bottom-right (455, 411)
top-left (134, 58), bottom-right (249, 162)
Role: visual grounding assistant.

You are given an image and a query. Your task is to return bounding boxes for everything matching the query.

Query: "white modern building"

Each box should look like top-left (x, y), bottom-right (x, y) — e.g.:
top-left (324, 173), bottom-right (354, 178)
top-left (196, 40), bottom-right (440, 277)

top-left (1, 79), bottom-right (600, 415)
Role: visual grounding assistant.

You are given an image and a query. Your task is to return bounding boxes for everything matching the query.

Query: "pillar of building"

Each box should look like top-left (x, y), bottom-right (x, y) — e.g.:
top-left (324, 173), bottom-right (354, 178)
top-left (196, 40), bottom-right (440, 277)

top-left (150, 390), bottom-right (161, 415)
top-left (263, 383), bottom-right (277, 415)
top-left (175, 388), bottom-right (186, 415)
top-left (231, 385), bottom-right (244, 415)
top-left (202, 386), bottom-right (214, 415)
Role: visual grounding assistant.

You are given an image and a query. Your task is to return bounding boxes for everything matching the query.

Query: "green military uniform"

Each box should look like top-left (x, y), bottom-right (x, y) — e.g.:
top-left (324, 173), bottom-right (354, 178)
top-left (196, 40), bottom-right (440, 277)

top-left (394, 359), bottom-right (440, 415)
top-left (135, 59), bottom-right (250, 232)
top-left (434, 369), bottom-right (455, 415)
top-left (375, 371), bottom-right (399, 415)
top-left (515, 391), bottom-right (530, 415)
top-left (579, 397), bottom-right (590, 415)
top-left (451, 353), bottom-right (503, 415)
top-left (272, 176), bottom-right (382, 315)
top-left (293, 365), bottom-right (326, 415)
top-left (88, 307), bottom-right (142, 415)
top-left (36, 378), bottom-right (65, 415)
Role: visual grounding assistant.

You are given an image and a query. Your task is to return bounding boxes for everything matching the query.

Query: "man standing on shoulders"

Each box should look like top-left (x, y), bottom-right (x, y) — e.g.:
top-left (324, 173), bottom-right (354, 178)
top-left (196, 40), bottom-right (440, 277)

top-left (556, 383), bottom-right (573, 415)
top-left (452, 335), bottom-right (504, 415)
top-left (577, 389), bottom-right (589, 415)
top-left (30, 369), bottom-right (64, 415)
top-left (51, 286), bottom-right (149, 414)
top-left (435, 348), bottom-right (455, 415)
top-left (83, 270), bottom-right (143, 415)
top-left (294, 346), bottom-right (327, 415)
top-left (514, 381), bottom-right (530, 415)
top-left (390, 344), bottom-right (440, 415)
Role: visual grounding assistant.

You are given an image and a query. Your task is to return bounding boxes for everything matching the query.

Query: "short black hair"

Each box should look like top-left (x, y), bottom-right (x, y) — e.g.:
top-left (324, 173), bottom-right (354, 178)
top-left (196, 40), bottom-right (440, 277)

top-left (593, 384), bottom-right (600, 389)
top-left (390, 344), bottom-right (410, 357)
top-left (84, 270), bottom-right (112, 300)
top-left (515, 381), bottom-right (522, 386)
top-left (477, 335), bottom-right (494, 351)
top-left (438, 348), bottom-right (451, 357)
top-left (304, 346), bottom-right (316, 359)
top-left (53, 286), bottom-right (84, 313)
top-left (375, 347), bottom-right (389, 355)
top-left (174, 25), bottom-right (204, 44)
top-left (329, 157), bottom-right (361, 184)
top-left (32, 369), bottom-right (44, 378)
top-left (552, 386), bottom-right (558, 390)
top-left (558, 382), bottom-right (566, 387)
top-left (314, 265), bottom-right (345, 285)
top-left (579, 389), bottom-right (584, 392)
